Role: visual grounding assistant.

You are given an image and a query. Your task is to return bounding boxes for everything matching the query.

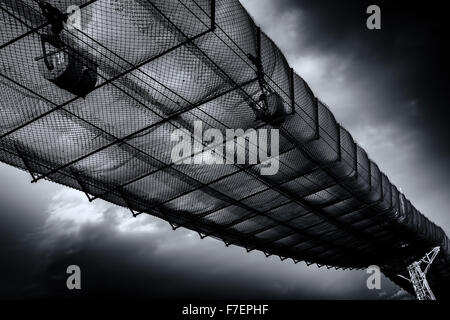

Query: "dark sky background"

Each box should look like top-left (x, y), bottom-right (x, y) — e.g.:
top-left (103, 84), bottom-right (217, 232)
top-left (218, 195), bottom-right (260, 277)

top-left (0, 0), bottom-right (449, 300)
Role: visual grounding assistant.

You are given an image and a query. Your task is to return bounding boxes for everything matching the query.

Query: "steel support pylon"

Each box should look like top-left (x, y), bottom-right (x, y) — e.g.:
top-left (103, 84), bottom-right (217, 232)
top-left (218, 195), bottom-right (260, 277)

top-left (398, 246), bottom-right (440, 300)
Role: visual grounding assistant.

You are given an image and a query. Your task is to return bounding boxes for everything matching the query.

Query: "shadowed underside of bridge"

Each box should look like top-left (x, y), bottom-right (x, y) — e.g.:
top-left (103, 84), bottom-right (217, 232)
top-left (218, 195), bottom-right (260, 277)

top-left (0, 0), bottom-right (449, 298)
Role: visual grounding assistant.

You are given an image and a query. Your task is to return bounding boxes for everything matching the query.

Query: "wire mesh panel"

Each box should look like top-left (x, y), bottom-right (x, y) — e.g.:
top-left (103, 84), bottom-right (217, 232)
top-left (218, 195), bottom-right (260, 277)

top-left (0, 0), bottom-right (449, 297)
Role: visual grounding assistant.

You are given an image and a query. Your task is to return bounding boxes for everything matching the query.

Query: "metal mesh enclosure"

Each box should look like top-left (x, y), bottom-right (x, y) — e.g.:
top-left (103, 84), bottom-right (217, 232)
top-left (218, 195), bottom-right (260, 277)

top-left (1, 0), bottom-right (449, 298)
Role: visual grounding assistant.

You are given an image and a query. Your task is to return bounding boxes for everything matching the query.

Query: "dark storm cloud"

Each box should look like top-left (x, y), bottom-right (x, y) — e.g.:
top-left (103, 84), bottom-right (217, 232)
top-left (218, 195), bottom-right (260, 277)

top-left (0, 166), bottom-right (57, 298)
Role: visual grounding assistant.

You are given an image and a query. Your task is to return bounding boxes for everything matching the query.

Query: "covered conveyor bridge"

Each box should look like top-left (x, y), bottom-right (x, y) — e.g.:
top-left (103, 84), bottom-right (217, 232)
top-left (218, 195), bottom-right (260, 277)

top-left (0, 0), bottom-right (448, 299)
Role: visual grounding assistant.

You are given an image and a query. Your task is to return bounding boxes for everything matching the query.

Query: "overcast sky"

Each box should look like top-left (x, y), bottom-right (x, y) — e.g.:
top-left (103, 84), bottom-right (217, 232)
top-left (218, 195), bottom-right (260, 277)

top-left (0, 0), bottom-right (449, 300)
